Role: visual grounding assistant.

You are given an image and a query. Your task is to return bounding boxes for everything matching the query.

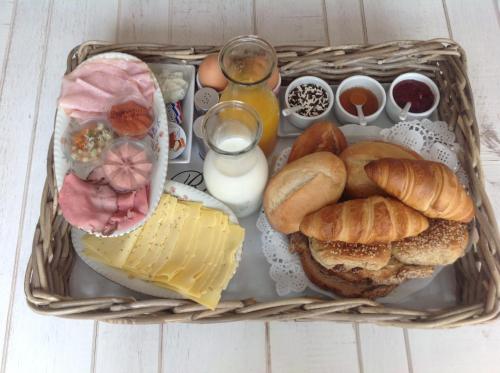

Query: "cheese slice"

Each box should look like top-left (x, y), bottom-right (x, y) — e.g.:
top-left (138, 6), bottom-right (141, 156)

top-left (199, 224), bottom-right (244, 295)
top-left (153, 200), bottom-right (202, 280)
top-left (123, 195), bottom-right (176, 271)
top-left (188, 214), bottom-right (229, 295)
top-left (149, 202), bottom-right (190, 276)
top-left (133, 197), bottom-right (178, 276)
top-left (167, 208), bottom-right (219, 292)
top-left (82, 229), bottom-right (142, 268)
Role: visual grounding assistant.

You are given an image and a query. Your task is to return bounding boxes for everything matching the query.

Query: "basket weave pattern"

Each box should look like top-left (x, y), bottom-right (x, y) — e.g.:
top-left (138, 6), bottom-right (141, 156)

top-left (26, 39), bottom-right (500, 327)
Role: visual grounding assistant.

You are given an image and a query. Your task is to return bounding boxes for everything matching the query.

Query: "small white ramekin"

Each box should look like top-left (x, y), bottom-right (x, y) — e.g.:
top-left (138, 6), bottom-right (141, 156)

top-left (334, 75), bottom-right (386, 125)
top-left (386, 72), bottom-right (440, 123)
top-left (284, 76), bottom-right (334, 129)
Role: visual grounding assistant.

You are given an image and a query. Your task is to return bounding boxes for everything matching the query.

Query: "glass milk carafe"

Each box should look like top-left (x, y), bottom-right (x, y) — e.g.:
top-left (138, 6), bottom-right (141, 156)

top-left (219, 35), bottom-right (280, 156)
top-left (202, 101), bottom-right (268, 218)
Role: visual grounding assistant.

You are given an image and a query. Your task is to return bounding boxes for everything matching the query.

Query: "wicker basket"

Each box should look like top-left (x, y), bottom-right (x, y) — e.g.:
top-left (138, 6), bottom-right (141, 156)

top-left (26, 39), bottom-right (500, 328)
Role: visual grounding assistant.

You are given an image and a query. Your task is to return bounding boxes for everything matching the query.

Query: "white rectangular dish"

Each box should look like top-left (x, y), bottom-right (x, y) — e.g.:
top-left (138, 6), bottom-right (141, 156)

top-left (148, 63), bottom-right (195, 164)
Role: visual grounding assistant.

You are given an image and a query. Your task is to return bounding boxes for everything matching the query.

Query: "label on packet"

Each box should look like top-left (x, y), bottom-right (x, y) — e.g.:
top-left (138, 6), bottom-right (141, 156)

top-left (166, 101), bottom-right (183, 125)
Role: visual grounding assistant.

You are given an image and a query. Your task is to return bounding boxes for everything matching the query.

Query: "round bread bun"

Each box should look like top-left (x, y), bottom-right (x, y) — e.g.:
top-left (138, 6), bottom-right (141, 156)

top-left (328, 258), bottom-right (435, 286)
top-left (309, 237), bottom-right (391, 271)
top-left (339, 141), bottom-right (423, 198)
top-left (289, 233), bottom-right (396, 298)
top-left (263, 152), bottom-right (346, 234)
top-left (288, 121), bottom-right (348, 163)
top-left (392, 219), bottom-right (469, 266)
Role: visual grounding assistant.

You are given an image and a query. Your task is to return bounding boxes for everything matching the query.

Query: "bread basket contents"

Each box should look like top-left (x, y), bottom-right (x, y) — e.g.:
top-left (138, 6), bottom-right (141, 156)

top-left (287, 120), bottom-right (348, 162)
top-left (82, 194), bottom-right (245, 309)
top-left (339, 141), bottom-right (423, 198)
top-left (365, 158), bottom-right (474, 222)
top-left (300, 196), bottom-right (429, 244)
top-left (263, 123), bottom-right (473, 299)
top-left (264, 151), bottom-right (346, 234)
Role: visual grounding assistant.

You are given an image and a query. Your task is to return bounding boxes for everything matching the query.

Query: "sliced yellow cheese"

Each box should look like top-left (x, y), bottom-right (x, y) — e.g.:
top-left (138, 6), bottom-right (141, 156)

top-left (200, 223), bottom-right (245, 295)
top-left (82, 229), bottom-right (142, 268)
top-left (188, 214), bottom-right (229, 295)
top-left (153, 200), bottom-right (202, 280)
top-left (153, 280), bottom-right (219, 310)
top-left (123, 195), bottom-right (176, 271)
top-left (150, 202), bottom-right (190, 276)
top-left (133, 196), bottom-right (178, 276)
top-left (167, 207), bottom-right (219, 292)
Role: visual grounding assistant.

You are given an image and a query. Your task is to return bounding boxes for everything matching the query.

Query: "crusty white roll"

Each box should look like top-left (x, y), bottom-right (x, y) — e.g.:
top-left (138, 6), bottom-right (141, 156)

top-left (263, 152), bottom-right (346, 234)
top-left (288, 120), bottom-right (347, 162)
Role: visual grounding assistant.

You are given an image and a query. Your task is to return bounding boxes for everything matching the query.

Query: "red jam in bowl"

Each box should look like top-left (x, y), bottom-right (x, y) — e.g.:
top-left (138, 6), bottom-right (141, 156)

top-left (393, 79), bottom-right (435, 113)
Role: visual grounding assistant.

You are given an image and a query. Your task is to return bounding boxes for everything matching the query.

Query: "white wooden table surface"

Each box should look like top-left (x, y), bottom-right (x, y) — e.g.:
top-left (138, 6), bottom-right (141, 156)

top-left (1, 1), bottom-right (499, 372)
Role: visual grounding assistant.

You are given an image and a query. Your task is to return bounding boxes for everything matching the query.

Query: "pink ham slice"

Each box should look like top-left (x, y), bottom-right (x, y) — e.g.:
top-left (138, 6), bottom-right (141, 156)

top-left (60, 172), bottom-right (150, 235)
top-left (106, 186), bottom-right (149, 232)
top-left (59, 173), bottom-right (117, 233)
top-left (59, 59), bottom-right (155, 122)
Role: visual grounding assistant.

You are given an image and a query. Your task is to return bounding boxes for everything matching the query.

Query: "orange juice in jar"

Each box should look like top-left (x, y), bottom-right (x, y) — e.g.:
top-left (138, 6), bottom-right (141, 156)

top-left (219, 35), bottom-right (279, 156)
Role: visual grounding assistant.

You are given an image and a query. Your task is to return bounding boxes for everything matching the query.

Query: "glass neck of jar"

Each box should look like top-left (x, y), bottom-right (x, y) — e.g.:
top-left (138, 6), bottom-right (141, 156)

top-left (226, 79), bottom-right (268, 90)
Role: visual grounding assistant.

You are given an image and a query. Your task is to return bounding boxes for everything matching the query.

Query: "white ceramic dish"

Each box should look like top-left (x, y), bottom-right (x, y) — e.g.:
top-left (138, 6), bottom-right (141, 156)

top-left (334, 75), bottom-right (387, 125)
top-left (72, 180), bottom-right (240, 300)
top-left (284, 76), bottom-right (334, 129)
top-left (149, 63), bottom-right (195, 164)
top-left (54, 52), bottom-right (169, 237)
top-left (386, 72), bottom-right (440, 123)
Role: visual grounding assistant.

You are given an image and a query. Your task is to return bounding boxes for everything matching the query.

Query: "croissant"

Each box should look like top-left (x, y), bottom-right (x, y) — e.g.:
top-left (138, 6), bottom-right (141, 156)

top-left (300, 196), bottom-right (429, 244)
top-left (364, 158), bottom-right (474, 223)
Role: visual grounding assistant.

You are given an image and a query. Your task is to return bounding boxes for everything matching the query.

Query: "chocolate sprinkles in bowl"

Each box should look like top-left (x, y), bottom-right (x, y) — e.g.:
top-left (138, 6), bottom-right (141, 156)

top-left (287, 84), bottom-right (329, 117)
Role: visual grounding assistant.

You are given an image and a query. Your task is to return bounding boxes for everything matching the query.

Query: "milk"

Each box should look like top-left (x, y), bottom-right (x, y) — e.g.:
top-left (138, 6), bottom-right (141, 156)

top-left (203, 136), bottom-right (268, 218)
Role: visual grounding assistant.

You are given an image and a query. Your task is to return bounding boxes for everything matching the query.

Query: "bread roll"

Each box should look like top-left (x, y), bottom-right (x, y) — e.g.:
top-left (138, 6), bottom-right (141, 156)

top-left (288, 121), bottom-right (348, 162)
top-left (365, 158), bottom-right (474, 223)
top-left (263, 152), bottom-right (346, 234)
top-left (339, 141), bottom-right (423, 198)
top-left (392, 219), bottom-right (469, 265)
top-left (309, 238), bottom-right (391, 271)
top-left (300, 196), bottom-right (429, 244)
top-left (328, 258), bottom-right (435, 286)
top-left (289, 233), bottom-right (396, 298)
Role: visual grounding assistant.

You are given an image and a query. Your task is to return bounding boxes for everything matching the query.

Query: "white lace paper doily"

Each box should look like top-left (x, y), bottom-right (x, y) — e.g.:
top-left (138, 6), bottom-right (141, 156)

top-left (257, 119), bottom-right (469, 298)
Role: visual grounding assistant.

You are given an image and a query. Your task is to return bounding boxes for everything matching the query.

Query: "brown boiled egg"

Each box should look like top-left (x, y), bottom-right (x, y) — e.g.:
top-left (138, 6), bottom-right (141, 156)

top-left (267, 65), bottom-right (280, 90)
top-left (198, 53), bottom-right (227, 91)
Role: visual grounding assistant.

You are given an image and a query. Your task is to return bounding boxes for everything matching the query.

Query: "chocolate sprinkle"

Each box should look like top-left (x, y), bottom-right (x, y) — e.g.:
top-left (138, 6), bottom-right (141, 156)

top-left (288, 84), bottom-right (329, 117)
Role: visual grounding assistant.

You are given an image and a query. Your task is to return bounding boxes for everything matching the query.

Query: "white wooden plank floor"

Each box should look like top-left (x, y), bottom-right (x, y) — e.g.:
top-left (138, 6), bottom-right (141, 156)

top-left (0, 1), bottom-right (499, 372)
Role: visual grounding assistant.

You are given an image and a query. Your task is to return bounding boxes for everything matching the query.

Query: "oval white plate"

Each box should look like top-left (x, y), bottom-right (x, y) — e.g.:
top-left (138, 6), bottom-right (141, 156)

top-left (54, 52), bottom-right (169, 237)
top-left (72, 181), bottom-right (240, 299)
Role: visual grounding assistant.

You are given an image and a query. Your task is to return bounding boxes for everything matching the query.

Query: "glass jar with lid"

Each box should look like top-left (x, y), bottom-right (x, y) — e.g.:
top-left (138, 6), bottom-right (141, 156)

top-left (202, 101), bottom-right (268, 218)
top-left (219, 35), bottom-right (280, 156)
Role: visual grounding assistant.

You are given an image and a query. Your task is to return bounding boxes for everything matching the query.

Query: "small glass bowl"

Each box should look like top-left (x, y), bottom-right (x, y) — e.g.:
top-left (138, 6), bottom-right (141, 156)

top-left (62, 119), bottom-right (114, 178)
